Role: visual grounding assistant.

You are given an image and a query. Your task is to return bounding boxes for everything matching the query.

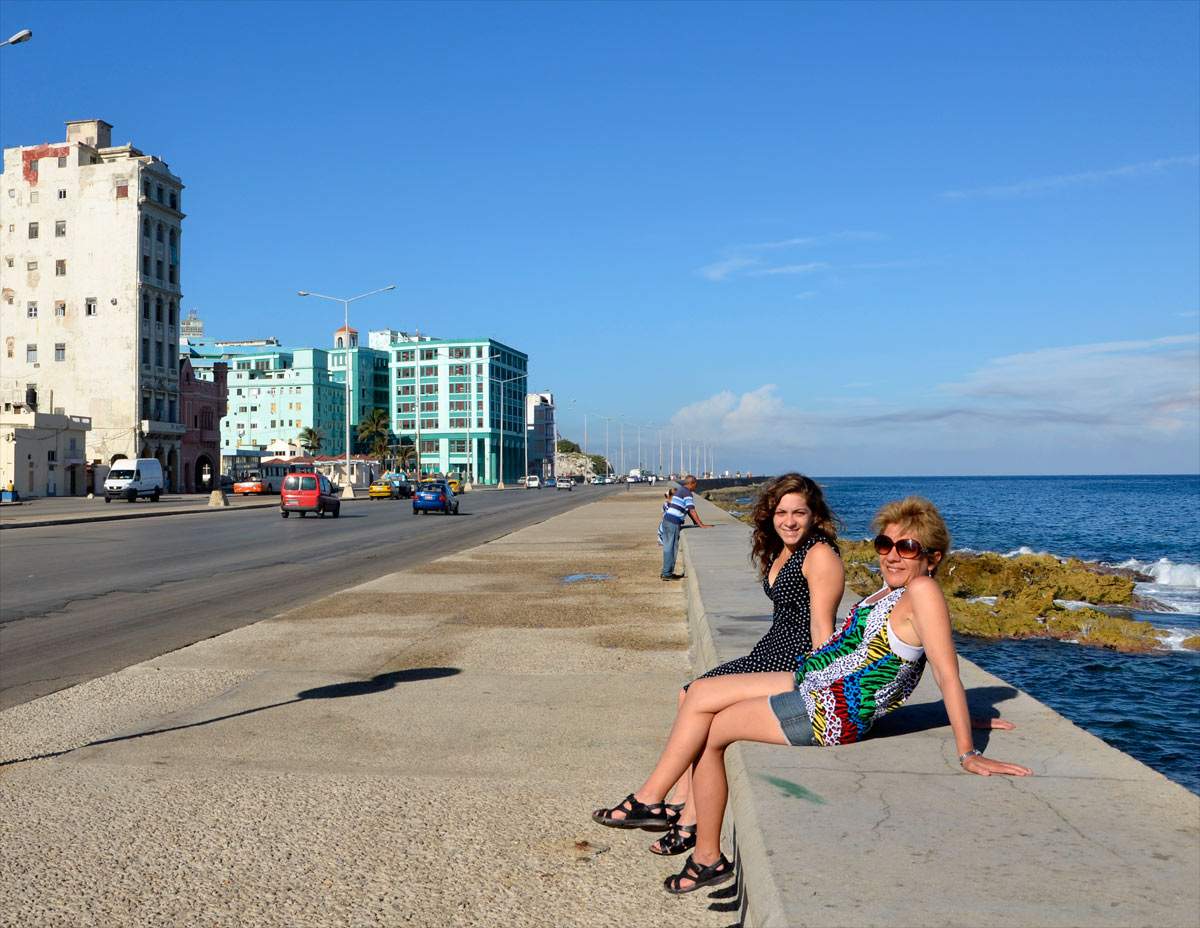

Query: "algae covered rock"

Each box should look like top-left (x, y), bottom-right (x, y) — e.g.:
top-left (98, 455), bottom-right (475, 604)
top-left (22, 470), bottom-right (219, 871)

top-left (1044, 606), bottom-right (1167, 653)
top-left (1181, 636), bottom-right (1200, 652)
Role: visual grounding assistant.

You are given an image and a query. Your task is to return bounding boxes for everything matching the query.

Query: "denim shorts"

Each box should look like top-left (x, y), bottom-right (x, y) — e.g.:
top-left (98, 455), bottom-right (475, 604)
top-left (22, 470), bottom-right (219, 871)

top-left (768, 685), bottom-right (815, 746)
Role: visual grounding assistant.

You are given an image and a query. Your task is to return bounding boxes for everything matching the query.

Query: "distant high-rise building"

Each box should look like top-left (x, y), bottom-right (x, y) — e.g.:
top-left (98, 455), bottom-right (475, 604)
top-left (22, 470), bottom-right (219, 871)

top-left (1, 119), bottom-right (187, 486)
top-left (180, 307), bottom-right (203, 339)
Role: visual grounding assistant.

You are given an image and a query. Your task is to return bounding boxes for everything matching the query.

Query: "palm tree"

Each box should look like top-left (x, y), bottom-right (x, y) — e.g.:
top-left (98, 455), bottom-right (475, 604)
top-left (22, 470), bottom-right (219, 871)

top-left (357, 409), bottom-right (391, 460)
top-left (297, 425), bottom-right (326, 456)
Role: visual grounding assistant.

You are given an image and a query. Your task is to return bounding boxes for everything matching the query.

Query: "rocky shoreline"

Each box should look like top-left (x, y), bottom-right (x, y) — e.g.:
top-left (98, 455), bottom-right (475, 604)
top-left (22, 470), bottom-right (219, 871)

top-left (702, 485), bottom-right (1199, 654)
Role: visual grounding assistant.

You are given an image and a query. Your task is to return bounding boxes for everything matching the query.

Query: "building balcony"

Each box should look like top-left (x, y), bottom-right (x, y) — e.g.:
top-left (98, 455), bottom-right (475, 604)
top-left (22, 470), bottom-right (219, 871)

top-left (141, 419), bottom-right (187, 438)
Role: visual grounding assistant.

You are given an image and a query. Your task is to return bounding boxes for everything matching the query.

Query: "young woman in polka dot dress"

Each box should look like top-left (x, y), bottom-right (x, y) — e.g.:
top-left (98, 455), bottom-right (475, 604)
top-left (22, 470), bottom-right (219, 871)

top-left (593, 473), bottom-right (845, 855)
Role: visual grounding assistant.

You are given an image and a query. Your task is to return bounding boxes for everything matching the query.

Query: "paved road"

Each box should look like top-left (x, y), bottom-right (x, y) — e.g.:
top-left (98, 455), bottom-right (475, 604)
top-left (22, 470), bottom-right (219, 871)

top-left (0, 486), bottom-right (618, 709)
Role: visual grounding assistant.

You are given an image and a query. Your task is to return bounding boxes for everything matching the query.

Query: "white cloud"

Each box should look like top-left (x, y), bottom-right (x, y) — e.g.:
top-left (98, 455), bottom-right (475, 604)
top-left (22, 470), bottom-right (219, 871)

top-left (751, 262), bottom-right (828, 276)
top-left (664, 335), bottom-right (1200, 474)
top-left (794, 291), bottom-right (817, 301)
top-left (941, 155), bottom-right (1200, 200)
top-left (743, 230), bottom-right (887, 250)
top-left (696, 256), bottom-right (761, 281)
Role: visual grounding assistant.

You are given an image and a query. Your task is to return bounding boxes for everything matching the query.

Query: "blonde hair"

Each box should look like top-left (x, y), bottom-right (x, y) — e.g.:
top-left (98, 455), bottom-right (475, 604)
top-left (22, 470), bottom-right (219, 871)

top-left (871, 496), bottom-right (951, 576)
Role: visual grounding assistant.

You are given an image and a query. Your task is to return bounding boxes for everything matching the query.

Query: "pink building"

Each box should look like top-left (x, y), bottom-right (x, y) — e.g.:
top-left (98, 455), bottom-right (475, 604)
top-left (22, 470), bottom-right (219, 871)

top-left (178, 358), bottom-right (227, 493)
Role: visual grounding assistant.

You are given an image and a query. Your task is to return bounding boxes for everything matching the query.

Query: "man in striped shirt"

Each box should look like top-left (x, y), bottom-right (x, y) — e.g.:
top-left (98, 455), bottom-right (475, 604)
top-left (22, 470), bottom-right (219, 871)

top-left (660, 475), bottom-right (712, 580)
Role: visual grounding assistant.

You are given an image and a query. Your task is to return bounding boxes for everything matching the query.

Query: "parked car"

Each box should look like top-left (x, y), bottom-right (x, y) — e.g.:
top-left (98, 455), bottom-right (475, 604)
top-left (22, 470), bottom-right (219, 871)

top-left (517, 476), bottom-right (528, 487)
top-left (445, 475), bottom-right (462, 493)
top-left (590, 475), bottom-right (605, 485)
top-left (234, 472), bottom-right (275, 495)
top-left (369, 478), bottom-right (401, 499)
top-left (413, 480), bottom-right (459, 515)
top-left (545, 477), bottom-right (557, 488)
top-left (557, 475), bottom-right (573, 491)
top-left (103, 458), bottom-right (164, 503)
top-left (526, 475), bottom-right (541, 489)
top-left (382, 473), bottom-right (413, 498)
top-left (280, 472), bottom-right (341, 518)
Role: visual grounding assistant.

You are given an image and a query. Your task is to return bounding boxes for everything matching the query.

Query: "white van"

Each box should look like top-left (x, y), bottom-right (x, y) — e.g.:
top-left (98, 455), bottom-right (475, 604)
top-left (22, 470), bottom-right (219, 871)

top-left (103, 458), bottom-right (165, 503)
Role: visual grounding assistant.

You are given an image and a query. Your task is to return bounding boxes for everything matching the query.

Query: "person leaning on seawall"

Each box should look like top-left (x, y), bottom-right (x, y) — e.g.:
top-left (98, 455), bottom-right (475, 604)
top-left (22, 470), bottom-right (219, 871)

top-left (660, 475), bottom-right (711, 581)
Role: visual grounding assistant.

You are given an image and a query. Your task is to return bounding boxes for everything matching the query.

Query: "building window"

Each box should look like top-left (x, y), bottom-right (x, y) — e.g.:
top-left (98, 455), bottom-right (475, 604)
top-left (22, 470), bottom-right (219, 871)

top-left (55, 220), bottom-right (66, 237)
top-left (142, 338), bottom-right (149, 364)
top-left (169, 191), bottom-right (178, 210)
top-left (168, 265), bottom-right (177, 284)
top-left (29, 160), bottom-right (38, 173)
top-left (55, 301), bottom-right (65, 316)
top-left (26, 260), bottom-right (37, 271)
top-left (27, 301), bottom-right (37, 318)
top-left (56, 260), bottom-right (66, 276)
top-left (57, 156), bottom-right (67, 167)
top-left (156, 223), bottom-right (164, 243)
top-left (156, 260), bottom-right (163, 280)
top-left (4, 256), bottom-right (11, 267)
top-left (29, 191), bottom-right (38, 204)
top-left (143, 218), bottom-right (150, 238)
top-left (116, 185), bottom-right (128, 198)
top-left (420, 365), bottom-right (437, 377)
top-left (58, 188), bottom-right (67, 199)
top-left (143, 180), bottom-right (151, 198)
top-left (420, 348), bottom-right (437, 361)
top-left (142, 254), bottom-right (150, 275)
top-left (85, 298), bottom-right (97, 316)
top-left (55, 343), bottom-right (66, 361)
top-left (26, 344), bottom-right (37, 362)
top-left (28, 222), bottom-right (38, 239)
top-left (142, 295), bottom-right (150, 319)
top-left (155, 297), bottom-right (163, 322)
top-left (156, 185), bottom-right (164, 203)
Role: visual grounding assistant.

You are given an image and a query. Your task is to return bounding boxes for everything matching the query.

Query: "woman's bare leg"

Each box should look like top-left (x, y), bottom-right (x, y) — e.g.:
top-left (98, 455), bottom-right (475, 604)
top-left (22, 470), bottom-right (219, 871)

top-left (677, 695), bottom-right (788, 885)
top-left (624, 672), bottom-right (792, 809)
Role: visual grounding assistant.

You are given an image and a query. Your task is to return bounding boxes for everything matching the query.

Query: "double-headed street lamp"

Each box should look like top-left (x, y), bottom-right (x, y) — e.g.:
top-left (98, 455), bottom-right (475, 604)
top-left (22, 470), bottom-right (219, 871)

top-left (298, 285), bottom-right (394, 498)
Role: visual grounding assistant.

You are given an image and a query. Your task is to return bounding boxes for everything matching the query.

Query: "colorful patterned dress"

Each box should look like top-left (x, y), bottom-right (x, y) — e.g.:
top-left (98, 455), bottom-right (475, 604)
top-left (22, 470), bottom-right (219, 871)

top-left (799, 585), bottom-right (927, 746)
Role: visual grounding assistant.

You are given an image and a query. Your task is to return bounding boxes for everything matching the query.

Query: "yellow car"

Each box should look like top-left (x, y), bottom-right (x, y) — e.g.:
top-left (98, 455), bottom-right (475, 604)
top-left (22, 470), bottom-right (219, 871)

top-left (445, 476), bottom-right (461, 493)
top-left (369, 478), bottom-right (399, 499)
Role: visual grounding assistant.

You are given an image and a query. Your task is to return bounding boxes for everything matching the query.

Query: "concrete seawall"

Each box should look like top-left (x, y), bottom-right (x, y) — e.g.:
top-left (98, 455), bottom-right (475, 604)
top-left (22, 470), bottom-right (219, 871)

top-left (681, 494), bottom-right (1200, 928)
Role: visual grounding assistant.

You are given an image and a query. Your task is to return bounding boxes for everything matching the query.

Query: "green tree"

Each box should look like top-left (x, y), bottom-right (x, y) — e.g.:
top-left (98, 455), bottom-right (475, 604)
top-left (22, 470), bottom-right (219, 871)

top-left (357, 409), bottom-right (391, 458)
top-left (297, 425), bottom-right (326, 456)
top-left (587, 453), bottom-right (610, 476)
top-left (557, 438), bottom-right (581, 454)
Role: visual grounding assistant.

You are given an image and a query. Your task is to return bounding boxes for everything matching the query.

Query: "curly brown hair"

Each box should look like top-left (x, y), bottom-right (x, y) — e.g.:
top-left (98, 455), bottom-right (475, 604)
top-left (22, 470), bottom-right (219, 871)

top-left (749, 473), bottom-right (842, 579)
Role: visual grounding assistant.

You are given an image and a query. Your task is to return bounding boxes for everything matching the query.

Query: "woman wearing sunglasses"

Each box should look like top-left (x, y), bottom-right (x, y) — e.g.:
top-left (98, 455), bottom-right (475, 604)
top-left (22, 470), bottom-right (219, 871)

top-left (594, 473), bottom-right (845, 857)
top-left (595, 496), bottom-right (1032, 894)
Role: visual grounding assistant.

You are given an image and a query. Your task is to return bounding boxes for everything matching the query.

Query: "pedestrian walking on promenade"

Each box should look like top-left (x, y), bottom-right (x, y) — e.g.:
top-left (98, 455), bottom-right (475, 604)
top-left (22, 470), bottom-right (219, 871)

top-left (659, 475), bottom-right (710, 580)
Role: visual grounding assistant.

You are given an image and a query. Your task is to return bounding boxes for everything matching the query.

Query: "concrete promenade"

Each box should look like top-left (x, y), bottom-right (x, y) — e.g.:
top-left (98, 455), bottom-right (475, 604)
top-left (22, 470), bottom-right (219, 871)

top-left (680, 494), bottom-right (1200, 928)
top-left (1, 486), bottom-right (1197, 927)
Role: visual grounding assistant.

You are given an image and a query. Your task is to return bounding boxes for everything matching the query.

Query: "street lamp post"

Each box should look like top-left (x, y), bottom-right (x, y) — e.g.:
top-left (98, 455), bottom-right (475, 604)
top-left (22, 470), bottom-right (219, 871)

top-left (0, 29), bottom-right (32, 47)
top-left (491, 370), bottom-right (526, 488)
top-left (297, 285), bottom-right (395, 498)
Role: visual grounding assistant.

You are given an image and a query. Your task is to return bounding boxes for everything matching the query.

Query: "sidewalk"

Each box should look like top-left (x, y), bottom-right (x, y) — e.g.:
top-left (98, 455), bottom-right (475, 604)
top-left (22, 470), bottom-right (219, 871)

top-left (0, 493), bottom-right (280, 529)
top-left (681, 494), bottom-right (1200, 928)
top-left (0, 488), bottom-right (730, 927)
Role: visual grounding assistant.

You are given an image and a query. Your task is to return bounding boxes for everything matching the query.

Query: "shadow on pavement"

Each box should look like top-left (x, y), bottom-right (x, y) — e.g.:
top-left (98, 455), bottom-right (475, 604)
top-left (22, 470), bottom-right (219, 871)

top-left (1, 667), bottom-right (460, 767)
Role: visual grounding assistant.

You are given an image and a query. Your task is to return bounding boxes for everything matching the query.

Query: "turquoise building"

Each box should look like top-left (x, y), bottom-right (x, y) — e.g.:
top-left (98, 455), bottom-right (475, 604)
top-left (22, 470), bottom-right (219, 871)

top-left (379, 331), bottom-right (528, 484)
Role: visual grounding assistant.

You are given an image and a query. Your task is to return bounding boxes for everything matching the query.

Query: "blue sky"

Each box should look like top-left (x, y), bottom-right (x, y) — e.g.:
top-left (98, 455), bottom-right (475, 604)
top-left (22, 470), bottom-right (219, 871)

top-left (2, 1), bottom-right (1197, 476)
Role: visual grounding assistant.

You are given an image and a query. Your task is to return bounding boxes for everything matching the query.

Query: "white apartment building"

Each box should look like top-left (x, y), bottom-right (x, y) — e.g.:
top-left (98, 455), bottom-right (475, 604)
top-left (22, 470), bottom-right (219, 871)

top-left (0, 119), bottom-right (186, 487)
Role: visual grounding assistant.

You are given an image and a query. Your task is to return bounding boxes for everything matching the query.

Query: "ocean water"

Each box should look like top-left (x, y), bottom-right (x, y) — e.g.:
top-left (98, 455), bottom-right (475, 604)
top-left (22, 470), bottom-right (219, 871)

top-left (816, 475), bottom-right (1200, 795)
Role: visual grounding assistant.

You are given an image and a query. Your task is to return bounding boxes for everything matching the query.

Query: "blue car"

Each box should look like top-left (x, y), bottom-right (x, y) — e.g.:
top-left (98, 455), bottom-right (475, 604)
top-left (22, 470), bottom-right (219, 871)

top-left (412, 480), bottom-right (460, 515)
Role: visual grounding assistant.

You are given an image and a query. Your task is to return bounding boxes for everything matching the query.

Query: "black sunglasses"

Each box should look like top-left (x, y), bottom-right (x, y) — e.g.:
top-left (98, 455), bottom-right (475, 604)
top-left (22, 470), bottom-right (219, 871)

top-left (873, 534), bottom-right (936, 559)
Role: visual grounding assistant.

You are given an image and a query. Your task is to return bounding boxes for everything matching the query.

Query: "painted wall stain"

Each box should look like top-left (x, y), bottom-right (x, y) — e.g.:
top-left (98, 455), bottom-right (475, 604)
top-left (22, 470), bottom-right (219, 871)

top-left (22, 145), bottom-right (69, 184)
top-left (755, 773), bottom-right (826, 804)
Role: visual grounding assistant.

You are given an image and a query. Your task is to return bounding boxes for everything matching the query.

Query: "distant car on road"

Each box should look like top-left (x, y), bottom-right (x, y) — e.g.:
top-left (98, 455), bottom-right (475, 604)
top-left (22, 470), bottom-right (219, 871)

top-left (234, 472), bottom-right (275, 495)
top-left (369, 478), bottom-right (401, 499)
top-left (590, 475), bottom-right (604, 485)
top-left (545, 477), bottom-right (557, 488)
top-left (413, 480), bottom-right (459, 515)
top-left (280, 472), bottom-right (341, 518)
top-left (526, 475), bottom-right (541, 489)
top-left (557, 475), bottom-right (573, 491)
top-left (382, 473), bottom-right (413, 498)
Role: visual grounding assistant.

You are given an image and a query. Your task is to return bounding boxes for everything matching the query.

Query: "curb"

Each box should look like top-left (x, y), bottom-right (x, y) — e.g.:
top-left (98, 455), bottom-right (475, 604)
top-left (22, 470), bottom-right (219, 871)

top-left (0, 499), bottom-right (281, 530)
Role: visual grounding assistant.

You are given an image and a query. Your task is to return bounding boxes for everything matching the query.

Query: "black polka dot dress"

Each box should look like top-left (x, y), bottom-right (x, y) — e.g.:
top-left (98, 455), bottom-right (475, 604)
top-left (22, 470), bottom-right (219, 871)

top-left (695, 533), bottom-right (838, 681)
